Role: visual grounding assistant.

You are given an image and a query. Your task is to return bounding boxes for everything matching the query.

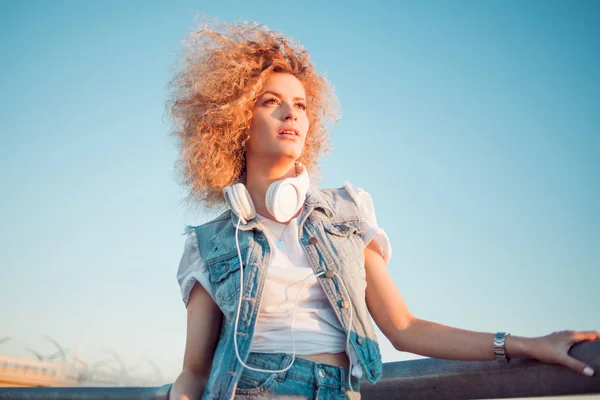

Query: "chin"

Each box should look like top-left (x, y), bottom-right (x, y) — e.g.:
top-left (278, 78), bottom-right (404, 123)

top-left (287, 149), bottom-right (304, 160)
top-left (275, 145), bottom-right (303, 159)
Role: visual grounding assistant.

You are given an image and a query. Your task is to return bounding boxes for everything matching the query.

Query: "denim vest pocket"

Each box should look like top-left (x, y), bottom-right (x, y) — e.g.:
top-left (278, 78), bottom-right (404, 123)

top-left (323, 219), bottom-right (361, 237)
top-left (322, 218), bottom-right (365, 280)
top-left (323, 219), bottom-right (363, 251)
top-left (205, 244), bottom-right (249, 304)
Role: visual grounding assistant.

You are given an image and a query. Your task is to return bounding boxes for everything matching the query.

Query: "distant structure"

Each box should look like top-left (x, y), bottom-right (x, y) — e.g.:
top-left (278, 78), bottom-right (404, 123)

top-left (0, 355), bottom-right (74, 387)
top-left (0, 336), bottom-right (162, 387)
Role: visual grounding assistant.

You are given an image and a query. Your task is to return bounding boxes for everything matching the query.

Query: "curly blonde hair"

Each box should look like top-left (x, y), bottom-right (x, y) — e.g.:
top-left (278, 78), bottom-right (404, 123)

top-left (168, 21), bottom-right (338, 210)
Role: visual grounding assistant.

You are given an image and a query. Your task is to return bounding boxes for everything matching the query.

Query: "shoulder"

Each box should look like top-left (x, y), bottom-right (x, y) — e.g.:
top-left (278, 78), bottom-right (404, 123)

top-left (330, 181), bottom-right (377, 215)
top-left (337, 182), bottom-right (392, 263)
top-left (186, 209), bottom-right (231, 232)
top-left (184, 209), bottom-right (233, 241)
top-left (342, 182), bottom-right (379, 226)
top-left (182, 209), bottom-right (234, 260)
top-left (179, 233), bottom-right (202, 268)
top-left (315, 181), bottom-right (373, 202)
top-left (311, 182), bottom-right (369, 207)
top-left (341, 181), bottom-right (374, 206)
top-left (310, 182), bottom-right (378, 223)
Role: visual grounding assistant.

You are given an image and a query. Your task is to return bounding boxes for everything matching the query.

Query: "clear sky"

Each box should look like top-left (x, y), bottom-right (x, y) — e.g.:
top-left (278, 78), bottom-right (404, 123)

top-left (1, 0), bottom-right (598, 384)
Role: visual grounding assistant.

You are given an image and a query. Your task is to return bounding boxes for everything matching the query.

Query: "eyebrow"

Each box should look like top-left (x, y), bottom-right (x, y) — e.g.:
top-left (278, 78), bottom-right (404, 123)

top-left (259, 90), bottom-right (306, 102)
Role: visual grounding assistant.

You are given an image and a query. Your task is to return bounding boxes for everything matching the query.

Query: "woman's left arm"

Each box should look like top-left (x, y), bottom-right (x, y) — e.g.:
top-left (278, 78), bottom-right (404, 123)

top-left (363, 240), bottom-right (599, 377)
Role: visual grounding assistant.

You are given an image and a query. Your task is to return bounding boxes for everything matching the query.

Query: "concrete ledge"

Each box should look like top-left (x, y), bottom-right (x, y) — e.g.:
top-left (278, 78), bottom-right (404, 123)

top-left (0, 341), bottom-right (598, 400)
top-left (0, 384), bottom-right (171, 400)
top-left (360, 340), bottom-right (600, 399)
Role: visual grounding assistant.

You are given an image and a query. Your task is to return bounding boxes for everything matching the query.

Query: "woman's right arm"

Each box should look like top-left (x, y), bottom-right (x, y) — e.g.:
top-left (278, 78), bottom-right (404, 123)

top-left (170, 282), bottom-right (223, 400)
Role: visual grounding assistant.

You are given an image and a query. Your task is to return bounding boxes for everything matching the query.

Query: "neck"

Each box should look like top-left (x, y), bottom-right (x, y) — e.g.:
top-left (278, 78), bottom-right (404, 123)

top-left (245, 157), bottom-right (297, 221)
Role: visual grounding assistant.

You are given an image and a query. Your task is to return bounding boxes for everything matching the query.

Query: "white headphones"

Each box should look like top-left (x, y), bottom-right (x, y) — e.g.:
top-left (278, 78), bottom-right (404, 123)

top-left (223, 163), bottom-right (310, 223)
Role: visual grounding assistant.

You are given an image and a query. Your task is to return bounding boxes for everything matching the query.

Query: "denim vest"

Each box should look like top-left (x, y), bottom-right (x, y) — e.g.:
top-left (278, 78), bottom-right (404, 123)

top-left (187, 186), bottom-right (383, 400)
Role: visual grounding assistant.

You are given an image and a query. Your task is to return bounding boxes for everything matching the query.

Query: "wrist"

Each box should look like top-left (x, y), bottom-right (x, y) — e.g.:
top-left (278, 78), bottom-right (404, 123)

top-left (505, 335), bottom-right (532, 359)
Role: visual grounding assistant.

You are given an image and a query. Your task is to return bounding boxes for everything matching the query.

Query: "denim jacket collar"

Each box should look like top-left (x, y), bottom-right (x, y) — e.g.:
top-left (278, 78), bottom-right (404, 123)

top-left (305, 186), bottom-right (334, 218)
top-left (229, 185), bottom-right (334, 230)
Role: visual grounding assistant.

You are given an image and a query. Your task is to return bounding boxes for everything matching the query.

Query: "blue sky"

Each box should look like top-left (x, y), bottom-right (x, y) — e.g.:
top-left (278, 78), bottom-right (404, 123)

top-left (1, 0), bottom-right (598, 383)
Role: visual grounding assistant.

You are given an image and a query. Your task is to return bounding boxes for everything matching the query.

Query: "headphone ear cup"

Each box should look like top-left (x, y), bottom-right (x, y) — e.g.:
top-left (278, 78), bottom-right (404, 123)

top-left (265, 180), bottom-right (281, 217)
top-left (223, 184), bottom-right (256, 223)
top-left (265, 180), bottom-right (293, 222)
top-left (233, 183), bottom-right (256, 221)
top-left (265, 172), bottom-right (309, 222)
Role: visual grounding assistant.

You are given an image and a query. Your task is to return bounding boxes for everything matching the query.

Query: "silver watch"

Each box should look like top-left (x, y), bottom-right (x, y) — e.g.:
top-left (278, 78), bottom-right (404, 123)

top-left (494, 332), bottom-right (511, 363)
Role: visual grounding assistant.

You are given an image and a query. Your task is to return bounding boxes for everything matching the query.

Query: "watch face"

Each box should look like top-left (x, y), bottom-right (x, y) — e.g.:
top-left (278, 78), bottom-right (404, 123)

top-left (493, 333), bottom-right (510, 362)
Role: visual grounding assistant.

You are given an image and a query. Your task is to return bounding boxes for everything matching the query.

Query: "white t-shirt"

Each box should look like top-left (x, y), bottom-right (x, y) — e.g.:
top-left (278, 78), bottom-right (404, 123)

top-left (177, 183), bottom-right (392, 362)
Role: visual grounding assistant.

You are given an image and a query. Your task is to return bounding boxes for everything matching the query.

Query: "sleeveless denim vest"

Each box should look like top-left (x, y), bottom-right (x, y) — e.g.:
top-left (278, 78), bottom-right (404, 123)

top-left (187, 185), bottom-right (383, 400)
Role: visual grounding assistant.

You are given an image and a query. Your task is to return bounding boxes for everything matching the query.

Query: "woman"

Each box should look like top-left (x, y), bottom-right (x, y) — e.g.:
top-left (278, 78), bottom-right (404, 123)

top-left (169, 22), bottom-right (598, 400)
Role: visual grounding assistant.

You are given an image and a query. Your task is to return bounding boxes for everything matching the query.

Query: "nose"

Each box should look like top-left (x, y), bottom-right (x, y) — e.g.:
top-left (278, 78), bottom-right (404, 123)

top-left (281, 102), bottom-right (299, 121)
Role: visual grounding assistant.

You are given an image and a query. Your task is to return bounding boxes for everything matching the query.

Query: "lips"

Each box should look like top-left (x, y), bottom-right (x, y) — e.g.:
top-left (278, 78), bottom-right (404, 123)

top-left (277, 126), bottom-right (300, 136)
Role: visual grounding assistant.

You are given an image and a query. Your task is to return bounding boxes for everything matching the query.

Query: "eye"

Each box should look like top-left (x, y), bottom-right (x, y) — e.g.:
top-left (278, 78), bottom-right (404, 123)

top-left (263, 97), bottom-right (279, 106)
top-left (295, 102), bottom-right (307, 111)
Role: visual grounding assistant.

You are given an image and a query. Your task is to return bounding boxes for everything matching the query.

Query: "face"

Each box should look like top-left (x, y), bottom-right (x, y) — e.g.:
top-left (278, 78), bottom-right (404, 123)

top-left (246, 73), bottom-right (309, 162)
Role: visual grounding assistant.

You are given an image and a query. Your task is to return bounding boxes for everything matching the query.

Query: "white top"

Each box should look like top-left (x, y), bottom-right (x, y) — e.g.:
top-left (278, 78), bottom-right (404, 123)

top-left (176, 183), bottom-right (392, 374)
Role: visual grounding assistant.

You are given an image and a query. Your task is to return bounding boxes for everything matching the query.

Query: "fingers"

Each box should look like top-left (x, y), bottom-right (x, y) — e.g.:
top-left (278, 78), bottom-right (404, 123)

top-left (558, 354), bottom-right (595, 377)
top-left (571, 330), bottom-right (600, 342)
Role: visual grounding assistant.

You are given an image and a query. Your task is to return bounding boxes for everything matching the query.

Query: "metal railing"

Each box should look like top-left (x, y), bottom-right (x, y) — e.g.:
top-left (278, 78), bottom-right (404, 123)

top-left (1, 340), bottom-right (598, 399)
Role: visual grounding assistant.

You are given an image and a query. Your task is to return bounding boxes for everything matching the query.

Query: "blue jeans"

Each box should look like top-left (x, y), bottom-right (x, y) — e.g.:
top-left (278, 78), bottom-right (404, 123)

top-left (235, 353), bottom-right (361, 399)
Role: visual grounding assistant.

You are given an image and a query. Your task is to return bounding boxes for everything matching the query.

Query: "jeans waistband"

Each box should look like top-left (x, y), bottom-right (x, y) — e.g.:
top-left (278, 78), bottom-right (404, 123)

top-left (245, 352), bottom-right (360, 391)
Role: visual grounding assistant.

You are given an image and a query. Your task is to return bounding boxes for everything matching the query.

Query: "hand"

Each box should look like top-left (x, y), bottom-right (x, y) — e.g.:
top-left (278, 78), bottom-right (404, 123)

top-left (525, 330), bottom-right (599, 377)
